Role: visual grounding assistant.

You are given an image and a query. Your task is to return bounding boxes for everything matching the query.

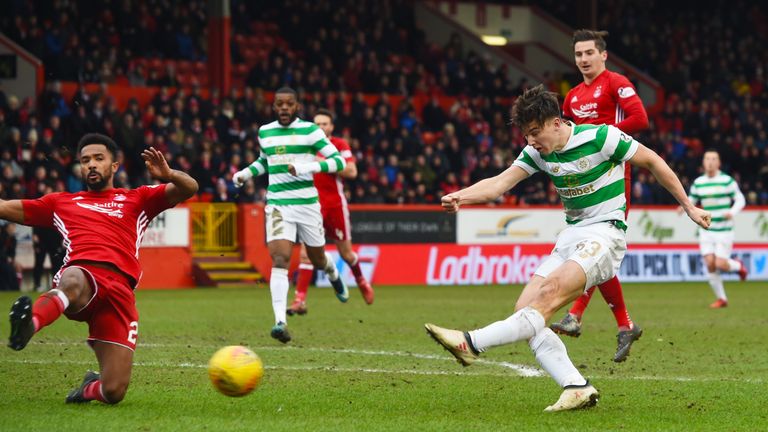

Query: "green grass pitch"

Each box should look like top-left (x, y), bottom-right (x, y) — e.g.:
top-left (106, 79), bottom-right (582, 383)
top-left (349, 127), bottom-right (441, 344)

top-left (0, 282), bottom-right (766, 431)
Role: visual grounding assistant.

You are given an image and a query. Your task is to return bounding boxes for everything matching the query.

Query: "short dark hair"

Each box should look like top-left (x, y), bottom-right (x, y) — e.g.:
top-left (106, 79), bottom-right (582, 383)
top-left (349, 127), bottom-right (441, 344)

top-left (510, 84), bottom-right (561, 129)
top-left (77, 133), bottom-right (119, 160)
top-left (275, 87), bottom-right (297, 98)
top-left (573, 29), bottom-right (609, 52)
top-left (314, 108), bottom-right (334, 123)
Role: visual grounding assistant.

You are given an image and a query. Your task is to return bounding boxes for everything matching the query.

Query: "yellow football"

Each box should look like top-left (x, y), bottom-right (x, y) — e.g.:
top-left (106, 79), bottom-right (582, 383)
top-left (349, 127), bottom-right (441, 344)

top-left (208, 345), bottom-right (264, 397)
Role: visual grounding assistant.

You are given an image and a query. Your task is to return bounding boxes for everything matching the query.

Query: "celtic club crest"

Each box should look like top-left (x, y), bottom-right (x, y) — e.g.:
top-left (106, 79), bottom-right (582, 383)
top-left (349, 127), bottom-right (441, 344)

top-left (564, 174), bottom-right (580, 187)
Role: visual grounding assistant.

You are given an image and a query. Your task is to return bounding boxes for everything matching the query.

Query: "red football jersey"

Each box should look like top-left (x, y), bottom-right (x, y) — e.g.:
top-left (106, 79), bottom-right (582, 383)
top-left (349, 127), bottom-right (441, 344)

top-left (22, 185), bottom-right (172, 287)
top-left (314, 136), bottom-right (355, 209)
top-left (562, 69), bottom-right (648, 134)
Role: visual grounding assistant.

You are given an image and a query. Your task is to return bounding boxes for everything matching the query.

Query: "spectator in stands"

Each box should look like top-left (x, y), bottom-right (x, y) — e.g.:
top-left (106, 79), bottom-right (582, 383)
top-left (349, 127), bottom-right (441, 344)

top-left (0, 222), bottom-right (21, 291)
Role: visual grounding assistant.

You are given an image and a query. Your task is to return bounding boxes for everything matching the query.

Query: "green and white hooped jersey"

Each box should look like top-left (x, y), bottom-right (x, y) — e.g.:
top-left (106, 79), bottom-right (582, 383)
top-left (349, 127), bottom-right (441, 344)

top-left (247, 118), bottom-right (345, 206)
top-left (513, 124), bottom-right (639, 227)
top-left (689, 172), bottom-right (744, 232)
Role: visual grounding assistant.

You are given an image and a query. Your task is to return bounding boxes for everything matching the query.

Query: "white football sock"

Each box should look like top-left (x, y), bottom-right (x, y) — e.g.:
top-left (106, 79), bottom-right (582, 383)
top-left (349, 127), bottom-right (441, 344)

top-left (707, 271), bottom-right (727, 301)
top-left (529, 327), bottom-right (587, 387)
top-left (324, 252), bottom-right (340, 281)
top-left (468, 306), bottom-right (545, 352)
top-left (726, 259), bottom-right (742, 272)
top-left (270, 268), bottom-right (289, 324)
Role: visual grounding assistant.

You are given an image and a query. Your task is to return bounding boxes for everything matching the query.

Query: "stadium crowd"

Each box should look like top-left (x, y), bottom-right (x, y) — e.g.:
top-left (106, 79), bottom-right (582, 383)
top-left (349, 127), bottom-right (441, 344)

top-left (1, 0), bottom-right (768, 206)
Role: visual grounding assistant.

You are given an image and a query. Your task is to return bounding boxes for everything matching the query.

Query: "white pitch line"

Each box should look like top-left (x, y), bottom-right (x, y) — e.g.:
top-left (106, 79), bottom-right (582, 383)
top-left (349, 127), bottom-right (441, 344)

top-left (10, 341), bottom-right (764, 384)
top-left (0, 358), bottom-right (519, 378)
top-left (0, 358), bottom-right (763, 383)
top-left (31, 341), bottom-right (544, 377)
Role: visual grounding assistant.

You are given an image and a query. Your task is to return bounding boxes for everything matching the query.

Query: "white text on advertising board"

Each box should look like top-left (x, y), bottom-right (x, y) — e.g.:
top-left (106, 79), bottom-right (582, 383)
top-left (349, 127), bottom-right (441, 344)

top-left (426, 246), bottom-right (547, 285)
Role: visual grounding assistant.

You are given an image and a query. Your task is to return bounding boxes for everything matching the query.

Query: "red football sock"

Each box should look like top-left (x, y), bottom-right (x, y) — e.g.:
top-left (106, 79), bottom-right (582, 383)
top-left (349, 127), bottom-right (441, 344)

top-left (348, 254), bottom-right (364, 280)
top-left (568, 286), bottom-right (596, 320)
top-left (294, 264), bottom-right (313, 302)
top-left (32, 291), bottom-right (68, 333)
top-left (83, 380), bottom-right (110, 403)
top-left (597, 276), bottom-right (633, 329)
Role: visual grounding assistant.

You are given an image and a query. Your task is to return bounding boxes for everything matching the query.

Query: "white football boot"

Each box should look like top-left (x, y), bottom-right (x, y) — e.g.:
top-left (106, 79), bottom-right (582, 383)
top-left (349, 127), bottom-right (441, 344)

top-left (544, 383), bottom-right (599, 412)
top-left (424, 323), bottom-right (479, 366)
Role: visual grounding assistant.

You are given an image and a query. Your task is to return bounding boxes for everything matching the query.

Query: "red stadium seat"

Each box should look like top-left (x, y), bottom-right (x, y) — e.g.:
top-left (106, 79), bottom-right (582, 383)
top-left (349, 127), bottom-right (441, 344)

top-left (176, 73), bottom-right (190, 87)
top-left (176, 60), bottom-right (192, 73)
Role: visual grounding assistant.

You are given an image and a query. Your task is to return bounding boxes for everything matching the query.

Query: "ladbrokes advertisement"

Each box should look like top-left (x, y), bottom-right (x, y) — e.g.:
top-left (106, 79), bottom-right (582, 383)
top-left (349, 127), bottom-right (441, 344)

top-left (319, 243), bottom-right (768, 286)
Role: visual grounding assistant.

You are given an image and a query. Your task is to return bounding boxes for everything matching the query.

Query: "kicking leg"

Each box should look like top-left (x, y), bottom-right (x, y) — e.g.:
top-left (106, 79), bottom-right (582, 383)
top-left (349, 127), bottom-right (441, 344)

top-left (8, 267), bottom-right (93, 351)
top-left (426, 260), bottom-right (598, 411)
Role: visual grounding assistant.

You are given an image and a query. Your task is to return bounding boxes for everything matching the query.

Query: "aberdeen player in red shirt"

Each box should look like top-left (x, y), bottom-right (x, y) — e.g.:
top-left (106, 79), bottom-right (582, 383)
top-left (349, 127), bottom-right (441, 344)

top-left (554, 30), bottom-right (649, 362)
top-left (4, 133), bottom-right (198, 404)
top-left (288, 109), bottom-right (373, 316)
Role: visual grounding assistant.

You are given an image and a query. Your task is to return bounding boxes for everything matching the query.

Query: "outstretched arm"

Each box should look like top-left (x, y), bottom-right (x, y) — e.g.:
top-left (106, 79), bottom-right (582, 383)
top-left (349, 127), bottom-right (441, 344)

top-left (0, 200), bottom-right (25, 224)
top-left (441, 165), bottom-right (530, 213)
top-left (142, 148), bottom-right (199, 206)
top-left (629, 144), bottom-right (710, 228)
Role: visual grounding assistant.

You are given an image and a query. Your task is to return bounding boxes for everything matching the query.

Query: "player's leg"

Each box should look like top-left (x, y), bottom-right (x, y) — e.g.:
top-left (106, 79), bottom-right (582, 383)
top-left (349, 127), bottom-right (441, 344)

top-left (298, 206), bottom-right (348, 303)
top-left (714, 234), bottom-right (747, 281)
top-left (267, 239), bottom-right (294, 342)
top-left (288, 244), bottom-right (312, 316)
top-left (700, 231), bottom-right (728, 308)
top-left (716, 255), bottom-right (747, 280)
top-left (264, 206), bottom-right (298, 342)
top-left (711, 237), bottom-right (735, 307)
top-left (305, 244), bottom-right (348, 303)
top-left (427, 261), bottom-right (597, 411)
top-left (8, 266), bottom-right (94, 350)
top-left (335, 238), bottom-right (374, 304)
top-left (327, 205), bottom-right (373, 304)
top-left (564, 286), bottom-right (596, 320)
top-left (704, 253), bottom-right (727, 307)
top-left (426, 225), bottom-right (622, 410)
top-left (66, 341), bottom-right (133, 404)
top-left (65, 267), bottom-right (138, 404)
top-left (595, 169), bottom-right (636, 329)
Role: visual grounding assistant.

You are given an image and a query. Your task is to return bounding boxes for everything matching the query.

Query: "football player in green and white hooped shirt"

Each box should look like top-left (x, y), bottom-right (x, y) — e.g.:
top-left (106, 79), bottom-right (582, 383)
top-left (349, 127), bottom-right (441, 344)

top-left (425, 84), bottom-right (710, 412)
top-left (233, 87), bottom-right (349, 344)
top-left (687, 150), bottom-right (747, 309)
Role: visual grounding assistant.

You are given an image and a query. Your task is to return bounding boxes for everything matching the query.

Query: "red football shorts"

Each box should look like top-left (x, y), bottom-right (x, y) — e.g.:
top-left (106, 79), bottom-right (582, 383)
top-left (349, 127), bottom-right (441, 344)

top-left (62, 264), bottom-right (139, 351)
top-left (321, 205), bottom-right (352, 242)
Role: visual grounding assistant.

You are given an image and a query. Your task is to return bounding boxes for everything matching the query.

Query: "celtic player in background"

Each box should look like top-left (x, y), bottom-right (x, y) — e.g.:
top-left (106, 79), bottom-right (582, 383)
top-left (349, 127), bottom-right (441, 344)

top-left (233, 87), bottom-right (349, 343)
top-left (425, 84), bottom-right (710, 412)
top-left (686, 149), bottom-right (747, 308)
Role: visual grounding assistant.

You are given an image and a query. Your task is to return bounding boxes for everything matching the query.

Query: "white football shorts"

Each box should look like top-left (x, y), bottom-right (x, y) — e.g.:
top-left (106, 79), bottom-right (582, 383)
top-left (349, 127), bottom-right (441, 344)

top-left (534, 221), bottom-right (627, 291)
top-left (698, 229), bottom-right (734, 259)
top-left (264, 203), bottom-right (325, 247)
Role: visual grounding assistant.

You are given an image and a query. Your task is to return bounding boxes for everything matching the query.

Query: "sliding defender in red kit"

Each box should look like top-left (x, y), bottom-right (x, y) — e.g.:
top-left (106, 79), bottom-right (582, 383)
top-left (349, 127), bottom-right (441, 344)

top-left (4, 133), bottom-right (197, 404)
